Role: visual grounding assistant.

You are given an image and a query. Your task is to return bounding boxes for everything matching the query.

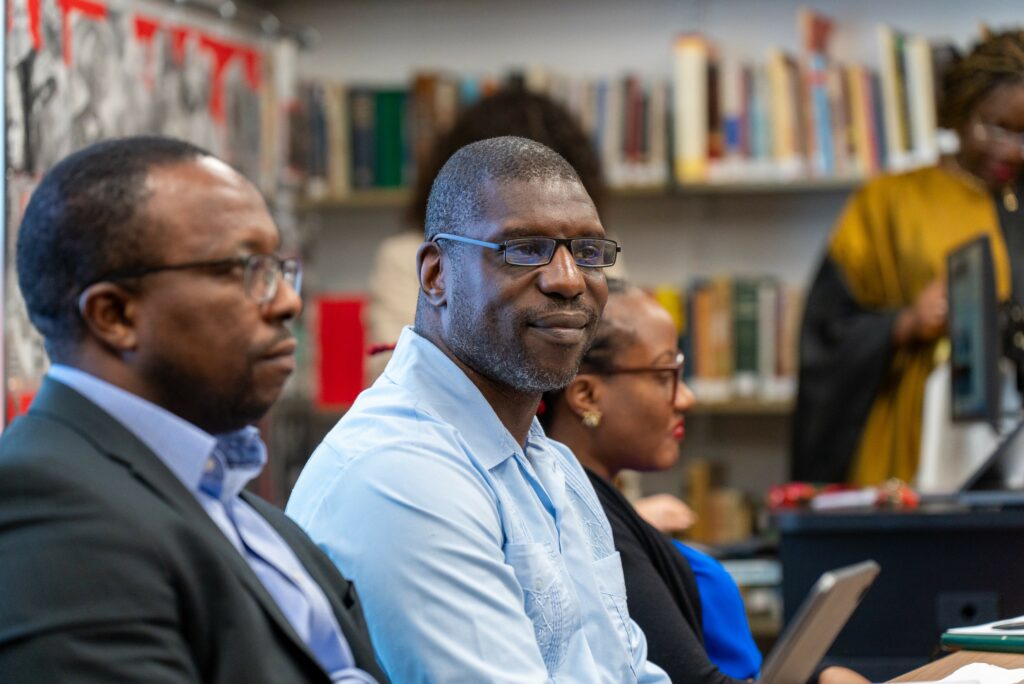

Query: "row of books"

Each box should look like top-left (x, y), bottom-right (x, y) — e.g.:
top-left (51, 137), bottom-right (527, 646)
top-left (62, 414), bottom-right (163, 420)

top-left (673, 9), bottom-right (957, 183)
top-left (654, 277), bottom-right (803, 404)
top-left (291, 9), bottom-right (965, 202)
top-left (289, 68), bottom-right (671, 200)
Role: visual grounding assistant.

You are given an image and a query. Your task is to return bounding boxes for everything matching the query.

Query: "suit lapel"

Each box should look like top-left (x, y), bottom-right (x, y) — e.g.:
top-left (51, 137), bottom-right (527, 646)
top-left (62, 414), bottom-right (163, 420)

top-left (243, 493), bottom-right (386, 679)
top-left (29, 378), bottom-right (325, 671)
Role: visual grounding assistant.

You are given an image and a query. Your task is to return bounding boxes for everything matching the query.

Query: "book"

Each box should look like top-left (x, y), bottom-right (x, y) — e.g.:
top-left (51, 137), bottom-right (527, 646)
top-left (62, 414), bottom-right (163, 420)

top-left (373, 89), bottom-right (408, 188)
top-left (672, 34), bottom-right (712, 182)
top-left (348, 87), bottom-right (376, 189)
top-left (315, 295), bottom-right (367, 409)
top-left (878, 24), bottom-right (912, 170)
top-left (943, 615), bottom-right (1024, 654)
top-left (904, 35), bottom-right (938, 165)
top-left (733, 278), bottom-right (760, 397)
top-left (799, 8), bottom-right (836, 177)
top-left (324, 82), bottom-right (350, 198)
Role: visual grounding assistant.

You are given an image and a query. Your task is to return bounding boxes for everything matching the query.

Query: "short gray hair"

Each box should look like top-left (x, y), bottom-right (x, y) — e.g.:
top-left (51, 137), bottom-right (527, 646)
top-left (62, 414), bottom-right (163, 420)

top-left (424, 135), bottom-right (586, 241)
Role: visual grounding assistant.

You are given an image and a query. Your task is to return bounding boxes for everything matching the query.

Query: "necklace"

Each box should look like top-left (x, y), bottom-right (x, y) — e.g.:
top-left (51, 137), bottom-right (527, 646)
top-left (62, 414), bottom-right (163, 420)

top-left (941, 157), bottom-right (1019, 212)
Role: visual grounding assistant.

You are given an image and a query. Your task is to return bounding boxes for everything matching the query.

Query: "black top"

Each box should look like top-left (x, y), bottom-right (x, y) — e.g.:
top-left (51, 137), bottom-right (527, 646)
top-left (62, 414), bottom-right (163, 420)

top-left (586, 469), bottom-right (741, 684)
top-left (791, 255), bottom-right (897, 482)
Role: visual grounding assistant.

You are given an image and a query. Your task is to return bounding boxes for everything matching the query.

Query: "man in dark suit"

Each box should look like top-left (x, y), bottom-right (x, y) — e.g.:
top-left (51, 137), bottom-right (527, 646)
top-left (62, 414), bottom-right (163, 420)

top-left (0, 136), bottom-right (386, 683)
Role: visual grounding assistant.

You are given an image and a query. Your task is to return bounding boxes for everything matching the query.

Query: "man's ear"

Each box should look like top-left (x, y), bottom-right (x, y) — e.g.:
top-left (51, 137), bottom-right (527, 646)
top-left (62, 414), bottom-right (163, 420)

top-left (417, 241), bottom-right (447, 307)
top-left (564, 373), bottom-right (603, 418)
top-left (77, 282), bottom-right (140, 352)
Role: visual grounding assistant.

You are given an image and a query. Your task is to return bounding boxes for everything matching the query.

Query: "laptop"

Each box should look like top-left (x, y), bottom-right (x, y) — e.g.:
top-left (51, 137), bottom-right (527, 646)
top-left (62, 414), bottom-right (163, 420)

top-left (758, 560), bottom-right (880, 684)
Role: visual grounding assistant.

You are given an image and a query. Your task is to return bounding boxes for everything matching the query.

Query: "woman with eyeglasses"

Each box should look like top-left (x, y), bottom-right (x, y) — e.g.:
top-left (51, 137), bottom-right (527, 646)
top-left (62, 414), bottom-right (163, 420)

top-left (794, 29), bottom-right (1024, 486)
top-left (540, 280), bottom-right (867, 684)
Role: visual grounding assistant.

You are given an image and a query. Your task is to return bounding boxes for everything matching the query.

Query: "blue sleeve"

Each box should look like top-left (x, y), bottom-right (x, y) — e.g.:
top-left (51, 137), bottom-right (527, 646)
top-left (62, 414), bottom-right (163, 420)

top-left (673, 541), bottom-right (763, 680)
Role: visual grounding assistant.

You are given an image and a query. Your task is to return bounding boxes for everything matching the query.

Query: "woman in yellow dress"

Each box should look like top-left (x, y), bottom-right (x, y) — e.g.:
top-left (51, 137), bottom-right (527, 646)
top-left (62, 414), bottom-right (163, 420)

top-left (793, 30), bottom-right (1024, 485)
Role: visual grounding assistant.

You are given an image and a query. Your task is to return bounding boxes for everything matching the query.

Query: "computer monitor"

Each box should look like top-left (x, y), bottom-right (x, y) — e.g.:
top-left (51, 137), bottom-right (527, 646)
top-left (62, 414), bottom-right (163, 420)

top-left (958, 419), bottom-right (1024, 505)
top-left (948, 235), bottom-right (1000, 425)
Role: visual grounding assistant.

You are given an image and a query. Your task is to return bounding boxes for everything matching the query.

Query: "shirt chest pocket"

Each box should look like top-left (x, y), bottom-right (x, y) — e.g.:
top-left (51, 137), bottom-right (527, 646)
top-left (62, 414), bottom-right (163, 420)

top-left (504, 541), bottom-right (581, 673)
top-left (592, 551), bottom-right (637, 670)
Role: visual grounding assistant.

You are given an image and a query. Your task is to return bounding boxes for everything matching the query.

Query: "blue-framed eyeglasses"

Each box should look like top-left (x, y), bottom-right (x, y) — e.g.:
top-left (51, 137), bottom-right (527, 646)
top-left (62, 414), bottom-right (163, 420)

top-left (92, 254), bottom-right (302, 305)
top-left (432, 232), bottom-right (621, 268)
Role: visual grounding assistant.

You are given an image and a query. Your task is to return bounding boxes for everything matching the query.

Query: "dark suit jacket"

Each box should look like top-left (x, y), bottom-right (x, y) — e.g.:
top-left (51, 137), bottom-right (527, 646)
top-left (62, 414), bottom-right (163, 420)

top-left (0, 378), bottom-right (388, 683)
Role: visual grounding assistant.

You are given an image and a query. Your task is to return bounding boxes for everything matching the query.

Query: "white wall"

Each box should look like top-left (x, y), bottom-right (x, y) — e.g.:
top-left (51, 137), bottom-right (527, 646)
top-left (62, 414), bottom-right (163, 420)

top-left (283, 0), bottom-right (1023, 82)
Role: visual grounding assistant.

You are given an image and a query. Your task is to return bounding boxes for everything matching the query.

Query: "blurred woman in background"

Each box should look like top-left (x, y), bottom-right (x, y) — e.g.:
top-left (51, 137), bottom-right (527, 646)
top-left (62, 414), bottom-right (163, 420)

top-left (540, 279), bottom-right (762, 683)
top-left (794, 30), bottom-right (1024, 485)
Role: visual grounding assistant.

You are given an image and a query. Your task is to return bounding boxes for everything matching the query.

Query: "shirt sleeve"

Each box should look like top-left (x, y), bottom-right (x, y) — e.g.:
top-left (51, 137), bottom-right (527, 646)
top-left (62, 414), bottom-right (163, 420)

top-left (290, 436), bottom-right (554, 684)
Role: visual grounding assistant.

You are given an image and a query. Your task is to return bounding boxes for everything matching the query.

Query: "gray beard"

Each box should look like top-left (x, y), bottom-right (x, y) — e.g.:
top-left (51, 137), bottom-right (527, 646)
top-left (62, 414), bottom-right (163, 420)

top-left (445, 277), bottom-right (587, 395)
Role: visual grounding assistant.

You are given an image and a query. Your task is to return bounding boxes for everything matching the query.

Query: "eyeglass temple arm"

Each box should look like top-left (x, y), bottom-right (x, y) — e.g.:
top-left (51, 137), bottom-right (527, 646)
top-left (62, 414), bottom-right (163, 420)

top-left (431, 233), bottom-right (503, 250)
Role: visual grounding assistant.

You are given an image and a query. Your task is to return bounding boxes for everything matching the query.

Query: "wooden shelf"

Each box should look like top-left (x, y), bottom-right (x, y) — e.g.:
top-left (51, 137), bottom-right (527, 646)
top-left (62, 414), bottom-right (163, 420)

top-left (296, 177), bottom-right (861, 210)
top-left (675, 176), bottom-right (862, 194)
top-left (689, 398), bottom-right (794, 416)
top-left (298, 188), bottom-right (409, 210)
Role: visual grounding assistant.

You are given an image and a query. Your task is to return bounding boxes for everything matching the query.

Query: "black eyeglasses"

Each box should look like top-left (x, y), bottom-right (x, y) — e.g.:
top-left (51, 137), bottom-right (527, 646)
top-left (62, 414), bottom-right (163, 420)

top-left (93, 254), bottom-right (302, 305)
top-left (432, 233), bottom-right (621, 268)
top-left (597, 352), bottom-right (685, 405)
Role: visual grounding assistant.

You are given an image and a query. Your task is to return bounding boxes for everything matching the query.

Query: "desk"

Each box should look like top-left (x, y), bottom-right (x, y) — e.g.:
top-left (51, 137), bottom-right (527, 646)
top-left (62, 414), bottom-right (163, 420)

top-left (775, 507), bottom-right (1024, 682)
top-left (891, 651), bottom-right (1024, 681)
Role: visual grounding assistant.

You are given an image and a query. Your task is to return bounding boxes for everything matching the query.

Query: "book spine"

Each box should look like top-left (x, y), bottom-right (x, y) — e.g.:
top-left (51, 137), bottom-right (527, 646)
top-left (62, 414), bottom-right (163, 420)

top-left (348, 87), bottom-right (376, 190)
top-left (672, 34), bottom-right (710, 182)
top-left (733, 278), bottom-right (759, 397)
top-left (373, 89), bottom-right (407, 188)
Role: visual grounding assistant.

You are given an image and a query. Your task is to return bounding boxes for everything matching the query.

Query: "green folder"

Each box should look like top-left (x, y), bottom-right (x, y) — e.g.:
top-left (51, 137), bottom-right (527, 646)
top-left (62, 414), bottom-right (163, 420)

top-left (942, 617), bottom-right (1024, 653)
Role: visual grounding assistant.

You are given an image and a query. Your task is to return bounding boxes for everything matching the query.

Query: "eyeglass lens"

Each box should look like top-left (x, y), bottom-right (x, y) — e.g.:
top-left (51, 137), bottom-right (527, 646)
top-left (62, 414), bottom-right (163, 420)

top-left (504, 238), bottom-right (617, 267)
top-left (975, 122), bottom-right (1024, 153)
top-left (666, 353), bottom-right (686, 405)
top-left (245, 256), bottom-right (302, 304)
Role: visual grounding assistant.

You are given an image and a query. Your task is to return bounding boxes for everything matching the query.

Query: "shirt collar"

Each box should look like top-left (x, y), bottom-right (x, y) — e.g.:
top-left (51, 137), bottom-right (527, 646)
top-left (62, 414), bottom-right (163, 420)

top-left (383, 327), bottom-right (536, 470)
top-left (46, 365), bottom-right (265, 498)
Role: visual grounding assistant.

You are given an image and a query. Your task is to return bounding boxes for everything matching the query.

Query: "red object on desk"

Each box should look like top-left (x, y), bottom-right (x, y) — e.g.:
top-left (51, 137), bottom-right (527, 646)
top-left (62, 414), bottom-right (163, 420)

top-left (315, 295), bottom-right (366, 409)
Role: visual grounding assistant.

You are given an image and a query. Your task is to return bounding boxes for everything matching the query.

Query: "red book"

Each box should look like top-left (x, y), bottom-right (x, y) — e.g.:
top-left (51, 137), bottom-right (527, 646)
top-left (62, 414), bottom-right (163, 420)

top-left (315, 295), bottom-right (366, 409)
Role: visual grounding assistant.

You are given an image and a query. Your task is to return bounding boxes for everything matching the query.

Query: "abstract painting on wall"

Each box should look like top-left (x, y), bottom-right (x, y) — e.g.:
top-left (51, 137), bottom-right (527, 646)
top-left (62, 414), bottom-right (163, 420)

top-left (4, 0), bottom-right (296, 424)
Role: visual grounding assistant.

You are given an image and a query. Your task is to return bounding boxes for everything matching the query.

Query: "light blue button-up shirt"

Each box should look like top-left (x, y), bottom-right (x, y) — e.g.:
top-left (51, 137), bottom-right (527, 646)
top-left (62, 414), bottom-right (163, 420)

top-left (47, 365), bottom-right (376, 684)
top-left (286, 328), bottom-right (670, 683)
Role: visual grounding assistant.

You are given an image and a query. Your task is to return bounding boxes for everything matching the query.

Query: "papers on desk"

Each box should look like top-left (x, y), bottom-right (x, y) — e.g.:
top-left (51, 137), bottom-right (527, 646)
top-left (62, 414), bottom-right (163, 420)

top-left (943, 616), bottom-right (1024, 654)
top-left (934, 662), bottom-right (1024, 684)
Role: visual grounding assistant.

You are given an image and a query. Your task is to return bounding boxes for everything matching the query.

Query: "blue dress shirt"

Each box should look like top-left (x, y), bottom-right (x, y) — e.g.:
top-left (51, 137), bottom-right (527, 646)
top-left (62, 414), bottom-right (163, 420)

top-left (287, 328), bottom-right (670, 683)
top-left (47, 365), bottom-right (376, 684)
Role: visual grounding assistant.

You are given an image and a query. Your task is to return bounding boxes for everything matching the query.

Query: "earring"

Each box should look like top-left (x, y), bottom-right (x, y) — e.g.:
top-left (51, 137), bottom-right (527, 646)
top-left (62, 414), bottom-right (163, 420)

top-left (582, 410), bottom-right (602, 428)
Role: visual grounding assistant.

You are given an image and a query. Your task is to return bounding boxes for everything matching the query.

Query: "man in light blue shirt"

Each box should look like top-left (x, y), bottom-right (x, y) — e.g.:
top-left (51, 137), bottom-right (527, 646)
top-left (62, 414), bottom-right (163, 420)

top-left (0, 136), bottom-right (385, 683)
top-left (288, 136), bottom-right (670, 682)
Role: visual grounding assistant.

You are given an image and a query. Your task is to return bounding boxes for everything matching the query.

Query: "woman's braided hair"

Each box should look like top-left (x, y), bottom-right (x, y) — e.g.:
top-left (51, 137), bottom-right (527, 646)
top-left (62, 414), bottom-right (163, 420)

top-left (940, 29), bottom-right (1024, 130)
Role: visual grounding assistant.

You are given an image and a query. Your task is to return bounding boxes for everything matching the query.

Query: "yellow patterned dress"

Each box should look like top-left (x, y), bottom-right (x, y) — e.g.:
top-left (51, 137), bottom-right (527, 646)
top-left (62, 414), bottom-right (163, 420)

top-left (793, 165), bottom-right (1012, 485)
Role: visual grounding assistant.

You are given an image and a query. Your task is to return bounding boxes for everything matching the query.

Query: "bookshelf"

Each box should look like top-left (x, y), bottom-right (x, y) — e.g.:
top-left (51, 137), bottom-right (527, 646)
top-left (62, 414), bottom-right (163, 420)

top-left (297, 178), bottom-right (863, 212)
top-left (269, 0), bottom-right (1021, 525)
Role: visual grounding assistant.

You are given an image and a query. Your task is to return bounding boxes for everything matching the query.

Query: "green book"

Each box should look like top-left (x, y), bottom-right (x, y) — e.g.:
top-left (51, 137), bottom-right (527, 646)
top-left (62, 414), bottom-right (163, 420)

top-left (733, 278), bottom-right (759, 395)
top-left (374, 89), bottom-right (408, 188)
top-left (942, 616), bottom-right (1024, 654)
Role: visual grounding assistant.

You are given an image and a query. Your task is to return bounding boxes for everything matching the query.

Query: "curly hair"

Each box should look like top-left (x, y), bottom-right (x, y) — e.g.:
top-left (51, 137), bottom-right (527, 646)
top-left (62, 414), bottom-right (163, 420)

top-left (409, 87), bottom-right (605, 229)
top-left (940, 29), bottom-right (1024, 130)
